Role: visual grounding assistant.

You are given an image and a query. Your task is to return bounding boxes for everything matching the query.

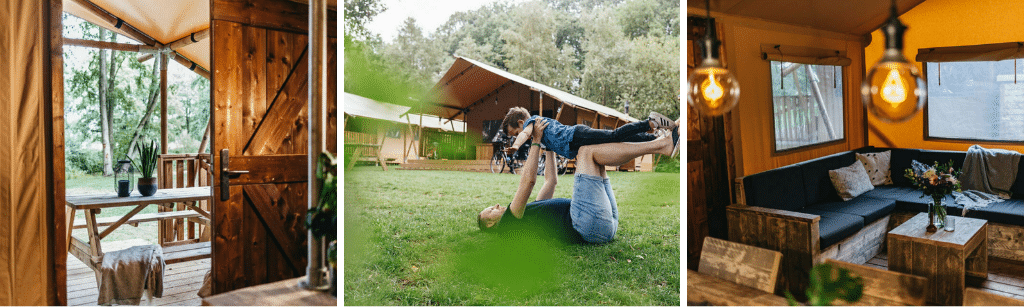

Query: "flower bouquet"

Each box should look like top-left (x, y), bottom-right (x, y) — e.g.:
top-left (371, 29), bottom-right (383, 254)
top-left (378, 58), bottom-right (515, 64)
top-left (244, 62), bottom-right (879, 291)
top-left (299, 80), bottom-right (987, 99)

top-left (904, 160), bottom-right (962, 232)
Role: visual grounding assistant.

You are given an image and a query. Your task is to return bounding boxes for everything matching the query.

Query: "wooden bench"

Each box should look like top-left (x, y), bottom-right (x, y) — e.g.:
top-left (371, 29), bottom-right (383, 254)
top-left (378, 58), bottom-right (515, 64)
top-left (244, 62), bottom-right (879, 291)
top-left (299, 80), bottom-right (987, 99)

top-left (824, 259), bottom-right (928, 306)
top-left (72, 210), bottom-right (206, 229)
top-left (964, 287), bottom-right (1024, 306)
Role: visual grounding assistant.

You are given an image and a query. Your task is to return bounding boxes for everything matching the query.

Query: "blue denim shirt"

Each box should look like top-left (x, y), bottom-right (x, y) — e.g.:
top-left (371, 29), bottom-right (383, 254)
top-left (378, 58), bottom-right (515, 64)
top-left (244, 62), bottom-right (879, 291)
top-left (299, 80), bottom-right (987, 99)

top-left (523, 115), bottom-right (577, 158)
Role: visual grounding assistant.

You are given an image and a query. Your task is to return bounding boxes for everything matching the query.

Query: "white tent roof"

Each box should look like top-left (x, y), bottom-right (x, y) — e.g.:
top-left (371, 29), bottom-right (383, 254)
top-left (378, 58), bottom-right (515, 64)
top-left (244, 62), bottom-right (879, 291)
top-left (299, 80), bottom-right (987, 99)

top-left (343, 92), bottom-right (412, 123)
top-left (344, 92), bottom-right (465, 132)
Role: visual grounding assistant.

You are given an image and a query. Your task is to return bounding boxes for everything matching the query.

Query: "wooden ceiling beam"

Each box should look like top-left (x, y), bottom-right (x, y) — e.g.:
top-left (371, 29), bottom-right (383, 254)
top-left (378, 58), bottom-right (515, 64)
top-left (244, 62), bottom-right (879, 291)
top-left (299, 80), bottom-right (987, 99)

top-left (171, 52), bottom-right (211, 79)
top-left (138, 29), bottom-right (210, 62)
top-left (63, 38), bottom-right (147, 52)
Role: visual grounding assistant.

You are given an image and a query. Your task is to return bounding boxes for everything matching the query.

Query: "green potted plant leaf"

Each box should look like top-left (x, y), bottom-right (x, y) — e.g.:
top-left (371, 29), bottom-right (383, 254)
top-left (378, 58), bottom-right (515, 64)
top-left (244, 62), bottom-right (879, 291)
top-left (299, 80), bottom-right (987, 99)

top-left (131, 140), bottom-right (160, 196)
top-left (306, 152), bottom-right (337, 295)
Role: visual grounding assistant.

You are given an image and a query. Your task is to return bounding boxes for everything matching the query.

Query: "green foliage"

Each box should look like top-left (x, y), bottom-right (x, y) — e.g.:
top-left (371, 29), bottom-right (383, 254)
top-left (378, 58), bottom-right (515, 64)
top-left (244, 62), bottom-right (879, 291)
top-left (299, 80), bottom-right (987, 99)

top-left (344, 0), bottom-right (386, 41)
top-left (63, 13), bottom-right (211, 175)
top-left (785, 263), bottom-right (864, 306)
top-left (131, 140), bottom-right (159, 179)
top-left (653, 154), bottom-right (679, 173)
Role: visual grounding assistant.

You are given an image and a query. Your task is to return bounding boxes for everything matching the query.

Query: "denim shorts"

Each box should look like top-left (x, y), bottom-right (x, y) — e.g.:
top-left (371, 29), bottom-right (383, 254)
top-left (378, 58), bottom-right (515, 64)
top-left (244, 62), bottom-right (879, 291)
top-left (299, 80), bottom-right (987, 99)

top-left (570, 173), bottom-right (619, 243)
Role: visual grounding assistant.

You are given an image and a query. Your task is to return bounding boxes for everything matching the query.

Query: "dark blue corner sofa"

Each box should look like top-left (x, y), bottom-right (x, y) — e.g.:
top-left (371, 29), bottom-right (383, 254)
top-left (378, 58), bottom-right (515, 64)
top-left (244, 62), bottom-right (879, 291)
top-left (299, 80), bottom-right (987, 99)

top-left (727, 146), bottom-right (1024, 297)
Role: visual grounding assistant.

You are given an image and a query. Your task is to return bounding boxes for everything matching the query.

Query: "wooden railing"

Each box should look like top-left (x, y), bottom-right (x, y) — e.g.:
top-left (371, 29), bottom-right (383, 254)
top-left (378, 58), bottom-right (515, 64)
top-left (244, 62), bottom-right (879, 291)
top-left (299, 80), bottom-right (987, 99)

top-left (773, 95), bottom-right (840, 149)
top-left (157, 153), bottom-right (212, 247)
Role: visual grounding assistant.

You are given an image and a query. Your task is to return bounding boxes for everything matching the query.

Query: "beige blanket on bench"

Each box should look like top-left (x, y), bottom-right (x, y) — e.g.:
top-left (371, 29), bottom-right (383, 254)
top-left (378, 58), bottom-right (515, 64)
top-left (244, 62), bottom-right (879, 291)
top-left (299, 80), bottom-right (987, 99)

top-left (97, 245), bottom-right (165, 305)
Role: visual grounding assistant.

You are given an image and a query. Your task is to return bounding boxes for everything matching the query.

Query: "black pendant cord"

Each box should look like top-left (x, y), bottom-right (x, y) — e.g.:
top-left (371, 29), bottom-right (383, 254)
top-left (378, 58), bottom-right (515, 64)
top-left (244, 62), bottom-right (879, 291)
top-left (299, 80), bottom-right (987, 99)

top-left (834, 51), bottom-right (839, 89)
top-left (938, 62), bottom-right (941, 86)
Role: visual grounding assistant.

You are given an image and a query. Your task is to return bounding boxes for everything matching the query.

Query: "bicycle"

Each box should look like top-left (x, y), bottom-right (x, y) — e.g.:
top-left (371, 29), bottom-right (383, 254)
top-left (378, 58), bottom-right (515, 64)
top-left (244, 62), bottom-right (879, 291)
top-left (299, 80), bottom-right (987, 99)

top-left (490, 135), bottom-right (524, 174)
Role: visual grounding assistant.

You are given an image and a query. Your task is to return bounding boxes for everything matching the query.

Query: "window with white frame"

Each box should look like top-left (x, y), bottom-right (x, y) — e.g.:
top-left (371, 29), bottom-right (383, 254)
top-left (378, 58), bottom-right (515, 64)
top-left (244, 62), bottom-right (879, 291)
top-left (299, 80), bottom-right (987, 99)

top-left (769, 61), bottom-right (845, 151)
top-left (925, 60), bottom-right (1024, 142)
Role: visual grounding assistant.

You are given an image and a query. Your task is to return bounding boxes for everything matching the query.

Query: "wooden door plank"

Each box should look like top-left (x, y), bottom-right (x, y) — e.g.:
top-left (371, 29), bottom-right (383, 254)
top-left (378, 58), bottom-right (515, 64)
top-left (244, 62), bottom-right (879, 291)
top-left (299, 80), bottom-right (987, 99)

top-left (241, 26), bottom-right (268, 143)
top-left (213, 185), bottom-right (245, 293)
top-left (227, 154), bottom-right (306, 184)
top-left (242, 46), bottom-right (309, 156)
top-left (211, 0), bottom-right (337, 35)
top-left (242, 185), bottom-right (301, 275)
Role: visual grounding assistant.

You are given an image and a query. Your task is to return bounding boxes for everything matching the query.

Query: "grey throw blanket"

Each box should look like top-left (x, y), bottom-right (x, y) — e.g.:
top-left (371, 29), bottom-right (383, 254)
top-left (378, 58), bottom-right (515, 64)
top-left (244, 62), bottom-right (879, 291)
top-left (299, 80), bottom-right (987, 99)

top-left (955, 145), bottom-right (1021, 212)
top-left (97, 245), bottom-right (165, 305)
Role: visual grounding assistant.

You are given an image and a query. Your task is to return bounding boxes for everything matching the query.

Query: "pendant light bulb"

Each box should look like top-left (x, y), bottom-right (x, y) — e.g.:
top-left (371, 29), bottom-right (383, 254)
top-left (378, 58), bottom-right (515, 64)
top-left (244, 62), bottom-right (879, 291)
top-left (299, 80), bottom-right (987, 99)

top-left (689, 59), bottom-right (739, 116)
top-left (861, 1), bottom-right (926, 123)
top-left (688, 0), bottom-right (740, 116)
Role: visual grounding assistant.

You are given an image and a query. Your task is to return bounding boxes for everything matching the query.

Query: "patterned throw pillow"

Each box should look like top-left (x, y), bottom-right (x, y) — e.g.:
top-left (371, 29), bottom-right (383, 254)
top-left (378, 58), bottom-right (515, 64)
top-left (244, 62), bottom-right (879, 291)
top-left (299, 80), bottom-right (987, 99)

top-left (829, 160), bottom-right (875, 201)
top-left (856, 151), bottom-right (892, 186)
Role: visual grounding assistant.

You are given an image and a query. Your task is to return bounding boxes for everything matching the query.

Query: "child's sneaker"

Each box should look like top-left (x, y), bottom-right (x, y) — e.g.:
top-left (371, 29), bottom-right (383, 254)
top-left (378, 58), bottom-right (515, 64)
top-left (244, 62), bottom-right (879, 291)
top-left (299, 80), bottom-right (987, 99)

top-left (671, 125), bottom-right (680, 158)
top-left (649, 112), bottom-right (677, 130)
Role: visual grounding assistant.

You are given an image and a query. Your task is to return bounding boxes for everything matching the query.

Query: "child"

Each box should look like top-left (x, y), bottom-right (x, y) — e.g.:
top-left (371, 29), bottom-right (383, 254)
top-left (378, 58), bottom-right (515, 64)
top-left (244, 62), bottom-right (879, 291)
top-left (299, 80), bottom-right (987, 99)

top-left (500, 106), bottom-right (679, 159)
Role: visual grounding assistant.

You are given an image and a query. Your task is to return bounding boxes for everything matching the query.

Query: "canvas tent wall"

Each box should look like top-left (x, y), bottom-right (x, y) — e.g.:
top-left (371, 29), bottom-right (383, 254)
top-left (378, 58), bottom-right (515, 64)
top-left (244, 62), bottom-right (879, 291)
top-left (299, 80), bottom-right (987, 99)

top-left (0, 0), bottom-right (63, 305)
top-left (344, 92), bottom-right (467, 163)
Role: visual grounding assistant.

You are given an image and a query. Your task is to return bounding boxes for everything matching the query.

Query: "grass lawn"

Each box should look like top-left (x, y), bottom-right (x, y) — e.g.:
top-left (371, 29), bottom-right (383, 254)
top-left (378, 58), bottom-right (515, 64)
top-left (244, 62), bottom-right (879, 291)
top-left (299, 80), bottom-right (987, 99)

top-left (344, 166), bottom-right (680, 305)
top-left (66, 174), bottom-right (160, 245)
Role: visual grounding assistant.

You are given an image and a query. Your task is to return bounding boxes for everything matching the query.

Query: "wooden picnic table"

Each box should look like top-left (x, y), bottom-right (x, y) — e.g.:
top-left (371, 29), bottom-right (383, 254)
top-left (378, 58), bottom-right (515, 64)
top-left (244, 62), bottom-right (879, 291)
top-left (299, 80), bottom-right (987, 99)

top-left (201, 277), bottom-right (336, 306)
top-left (65, 186), bottom-right (214, 282)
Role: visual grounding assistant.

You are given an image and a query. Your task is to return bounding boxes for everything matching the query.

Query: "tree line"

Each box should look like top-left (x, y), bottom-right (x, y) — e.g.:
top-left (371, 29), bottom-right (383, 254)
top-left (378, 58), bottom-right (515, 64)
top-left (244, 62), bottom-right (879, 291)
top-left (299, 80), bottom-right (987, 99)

top-left (64, 13), bottom-right (210, 177)
top-left (345, 0), bottom-right (680, 121)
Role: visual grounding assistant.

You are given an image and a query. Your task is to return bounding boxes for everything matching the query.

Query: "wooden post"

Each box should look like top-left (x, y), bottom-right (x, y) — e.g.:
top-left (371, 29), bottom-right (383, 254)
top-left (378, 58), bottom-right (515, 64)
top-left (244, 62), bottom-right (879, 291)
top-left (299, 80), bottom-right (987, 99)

top-left (402, 116), bottom-right (409, 163)
top-left (305, 0), bottom-right (329, 290)
top-left (462, 112), bottom-right (469, 159)
top-left (160, 53), bottom-right (168, 154)
top-left (539, 91), bottom-right (544, 117)
top-left (418, 110), bottom-right (424, 158)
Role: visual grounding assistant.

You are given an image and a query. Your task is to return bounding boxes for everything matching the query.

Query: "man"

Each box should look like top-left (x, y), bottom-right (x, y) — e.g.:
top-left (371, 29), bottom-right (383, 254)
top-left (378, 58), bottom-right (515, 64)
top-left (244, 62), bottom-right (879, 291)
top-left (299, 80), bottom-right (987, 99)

top-left (477, 118), bottom-right (677, 243)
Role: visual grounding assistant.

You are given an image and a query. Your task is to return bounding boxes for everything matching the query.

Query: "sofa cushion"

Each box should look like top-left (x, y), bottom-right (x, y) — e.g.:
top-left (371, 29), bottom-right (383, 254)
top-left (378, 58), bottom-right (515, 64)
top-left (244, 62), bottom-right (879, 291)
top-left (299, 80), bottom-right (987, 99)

top-left (960, 200), bottom-right (1024, 226)
top-left (1010, 161), bottom-right (1024, 200)
top-left (744, 164), bottom-right (807, 211)
top-left (829, 160), bottom-right (875, 201)
top-left (799, 152), bottom-right (856, 205)
top-left (804, 197), bottom-right (896, 225)
top-left (856, 151), bottom-right (892, 186)
top-left (917, 150), bottom-right (967, 172)
top-left (889, 148), bottom-right (921, 187)
top-left (799, 208), bottom-right (865, 249)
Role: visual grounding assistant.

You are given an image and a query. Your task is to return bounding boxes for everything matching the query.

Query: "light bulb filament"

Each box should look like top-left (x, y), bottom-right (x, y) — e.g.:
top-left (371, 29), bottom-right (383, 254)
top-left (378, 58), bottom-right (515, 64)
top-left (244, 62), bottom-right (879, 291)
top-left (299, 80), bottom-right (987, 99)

top-left (702, 72), bottom-right (724, 107)
top-left (881, 68), bottom-right (907, 107)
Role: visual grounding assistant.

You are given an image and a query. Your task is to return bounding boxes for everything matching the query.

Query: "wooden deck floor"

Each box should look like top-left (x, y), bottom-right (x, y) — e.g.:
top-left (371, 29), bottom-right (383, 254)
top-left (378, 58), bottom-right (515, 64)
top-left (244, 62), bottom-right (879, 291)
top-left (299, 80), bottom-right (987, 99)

top-left (864, 252), bottom-right (1024, 300)
top-left (67, 239), bottom-right (209, 306)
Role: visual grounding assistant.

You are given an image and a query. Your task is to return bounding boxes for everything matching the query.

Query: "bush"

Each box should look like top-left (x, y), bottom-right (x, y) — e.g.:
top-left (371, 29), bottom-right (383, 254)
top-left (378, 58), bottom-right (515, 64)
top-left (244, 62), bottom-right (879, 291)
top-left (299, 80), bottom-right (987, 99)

top-left (66, 148), bottom-right (105, 174)
top-left (653, 154), bottom-right (680, 173)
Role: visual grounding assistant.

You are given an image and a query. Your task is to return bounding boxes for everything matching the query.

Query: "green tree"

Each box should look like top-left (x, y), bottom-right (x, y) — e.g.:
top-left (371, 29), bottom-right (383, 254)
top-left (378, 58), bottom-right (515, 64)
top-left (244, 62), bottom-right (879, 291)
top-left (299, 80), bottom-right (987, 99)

top-left (383, 18), bottom-right (444, 92)
top-left (502, 1), bottom-right (579, 93)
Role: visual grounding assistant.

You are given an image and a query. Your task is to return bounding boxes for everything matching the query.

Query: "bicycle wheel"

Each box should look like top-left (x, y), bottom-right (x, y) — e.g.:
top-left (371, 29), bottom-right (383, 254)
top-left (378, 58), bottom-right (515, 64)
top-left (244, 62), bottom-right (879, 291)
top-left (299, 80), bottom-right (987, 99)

top-left (557, 156), bottom-right (568, 175)
top-left (490, 153), bottom-right (505, 173)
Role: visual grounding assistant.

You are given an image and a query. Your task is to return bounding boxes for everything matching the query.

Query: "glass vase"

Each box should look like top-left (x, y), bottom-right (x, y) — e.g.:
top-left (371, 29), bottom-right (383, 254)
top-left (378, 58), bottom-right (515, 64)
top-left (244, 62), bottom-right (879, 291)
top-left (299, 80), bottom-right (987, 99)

top-left (929, 195), bottom-right (947, 230)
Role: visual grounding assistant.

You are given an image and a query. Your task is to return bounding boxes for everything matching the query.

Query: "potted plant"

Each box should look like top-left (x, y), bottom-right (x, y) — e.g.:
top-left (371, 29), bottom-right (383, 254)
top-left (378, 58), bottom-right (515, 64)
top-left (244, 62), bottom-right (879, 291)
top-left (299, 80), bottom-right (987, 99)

top-left (131, 140), bottom-right (160, 196)
top-left (306, 152), bottom-right (337, 295)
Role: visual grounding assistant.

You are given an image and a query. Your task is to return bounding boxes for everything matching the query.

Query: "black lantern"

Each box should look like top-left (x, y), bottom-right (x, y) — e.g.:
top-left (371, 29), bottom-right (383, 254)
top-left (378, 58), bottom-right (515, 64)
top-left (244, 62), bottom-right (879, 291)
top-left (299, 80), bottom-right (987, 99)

top-left (115, 159), bottom-right (134, 197)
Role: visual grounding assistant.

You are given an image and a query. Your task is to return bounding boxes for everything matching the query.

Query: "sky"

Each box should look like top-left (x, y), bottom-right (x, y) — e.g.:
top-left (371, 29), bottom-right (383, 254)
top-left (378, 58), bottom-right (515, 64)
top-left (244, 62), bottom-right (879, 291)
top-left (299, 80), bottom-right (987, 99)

top-left (367, 0), bottom-right (529, 42)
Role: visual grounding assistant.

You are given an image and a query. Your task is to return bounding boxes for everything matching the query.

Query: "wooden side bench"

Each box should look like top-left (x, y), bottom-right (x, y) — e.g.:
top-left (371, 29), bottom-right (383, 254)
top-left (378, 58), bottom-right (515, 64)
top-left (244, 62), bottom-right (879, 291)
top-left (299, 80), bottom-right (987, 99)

top-left (965, 287), bottom-right (1024, 306)
top-left (825, 259), bottom-right (927, 306)
top-left (164, 241), bottom-right (211, 264)
top-left (698, 237), bottom-right (783, 293)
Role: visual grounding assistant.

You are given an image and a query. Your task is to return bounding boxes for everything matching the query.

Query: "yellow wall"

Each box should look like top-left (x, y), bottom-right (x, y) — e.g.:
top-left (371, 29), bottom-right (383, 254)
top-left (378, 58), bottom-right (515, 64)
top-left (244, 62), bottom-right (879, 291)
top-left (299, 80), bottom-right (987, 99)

top-left (864, 0), bottom-right (1024, 152)
top-left (690, 8), bottom-right (869, 176)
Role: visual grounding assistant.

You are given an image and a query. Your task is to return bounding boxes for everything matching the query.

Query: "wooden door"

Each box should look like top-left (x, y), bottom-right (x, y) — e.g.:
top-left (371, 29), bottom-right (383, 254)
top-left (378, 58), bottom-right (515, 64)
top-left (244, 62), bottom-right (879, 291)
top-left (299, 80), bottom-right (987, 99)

top-left (686, 16), bottom-right (733, 270)
top-left (210, 0), bottom-right (337, 294)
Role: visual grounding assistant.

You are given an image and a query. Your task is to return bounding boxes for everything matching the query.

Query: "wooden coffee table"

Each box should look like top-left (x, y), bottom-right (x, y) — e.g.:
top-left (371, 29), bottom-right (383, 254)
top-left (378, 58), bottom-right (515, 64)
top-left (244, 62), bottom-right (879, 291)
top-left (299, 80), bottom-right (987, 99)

top-left (887, 212), bottom-right (988, 305)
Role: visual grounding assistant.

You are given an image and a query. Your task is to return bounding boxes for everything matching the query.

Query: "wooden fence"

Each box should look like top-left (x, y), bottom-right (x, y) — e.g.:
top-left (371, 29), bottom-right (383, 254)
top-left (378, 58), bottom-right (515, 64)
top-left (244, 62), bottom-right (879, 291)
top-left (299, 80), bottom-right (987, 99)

top-left (157, 153), bottom-right (211, 247)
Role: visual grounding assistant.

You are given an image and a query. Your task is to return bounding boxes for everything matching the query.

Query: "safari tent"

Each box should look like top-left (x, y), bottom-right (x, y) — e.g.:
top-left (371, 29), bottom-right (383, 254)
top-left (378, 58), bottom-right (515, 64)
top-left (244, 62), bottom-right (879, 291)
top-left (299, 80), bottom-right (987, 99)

top-left (419, 56), bottom-right (654, 172)
top-left (688, 0), bottom-right (1024, 305)
top-left (0, 0), bottom-right (337, 305)
top-left (344, 92), bottom-right (466, 166)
